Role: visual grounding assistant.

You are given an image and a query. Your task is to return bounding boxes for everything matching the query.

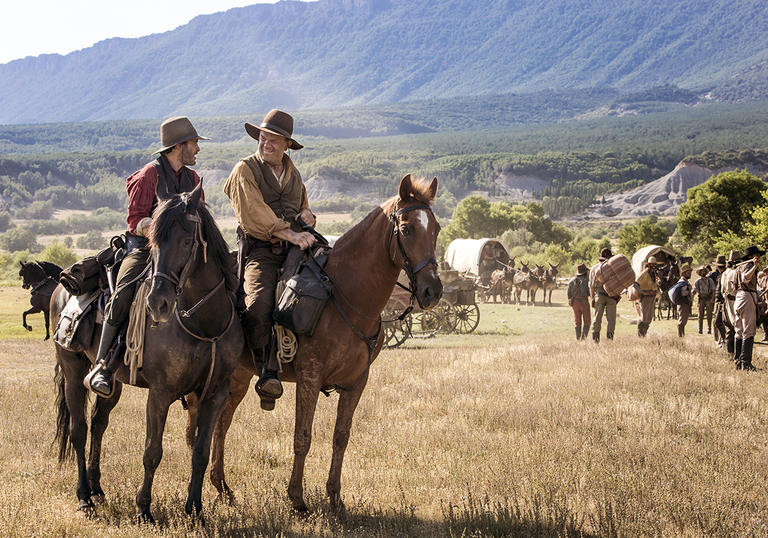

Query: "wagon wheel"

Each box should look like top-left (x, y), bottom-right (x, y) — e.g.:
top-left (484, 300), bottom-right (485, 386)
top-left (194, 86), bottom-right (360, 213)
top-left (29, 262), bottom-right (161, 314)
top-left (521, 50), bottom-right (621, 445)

top-left (415, 298), bottom-right (457, 334)
top-left (454, 303), bottom-right (480, 333)
top-left (382, 298), bottom-right (412, 348)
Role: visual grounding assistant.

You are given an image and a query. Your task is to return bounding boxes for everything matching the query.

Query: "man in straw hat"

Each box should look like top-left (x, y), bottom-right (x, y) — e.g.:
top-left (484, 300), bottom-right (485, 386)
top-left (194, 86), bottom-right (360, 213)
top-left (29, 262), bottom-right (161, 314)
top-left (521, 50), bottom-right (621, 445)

top-left (733, 245), bottom-right (765, 370)
top-left (720, 250), bottom-right (742, 355)
top-left (85, 116), bottom-right (209, 396)
top-left (224, 109), bottom-right (316, 409)
top-left (635, 255), bottom-right (662, 337)
top-left (693, 265), bottom-right (716, 335)
top-left (589, 247), bottom-right (619, 343)
top-left (567, 263), bottom-right (591, 340)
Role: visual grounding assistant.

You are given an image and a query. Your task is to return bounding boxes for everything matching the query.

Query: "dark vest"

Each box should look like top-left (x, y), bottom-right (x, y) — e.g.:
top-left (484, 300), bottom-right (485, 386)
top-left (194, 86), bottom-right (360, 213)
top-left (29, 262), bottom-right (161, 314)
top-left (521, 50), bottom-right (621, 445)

top-left (242, 154), bottom-right (304, 233)
top-left (149, 155), bottom-right (197, 215)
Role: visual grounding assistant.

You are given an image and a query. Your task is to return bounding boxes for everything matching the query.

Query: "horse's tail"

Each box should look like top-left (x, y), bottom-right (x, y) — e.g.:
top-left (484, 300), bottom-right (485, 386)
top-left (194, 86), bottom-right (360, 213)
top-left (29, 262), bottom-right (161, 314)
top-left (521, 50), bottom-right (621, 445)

top-left (54, 363), bottom-right (73, 463)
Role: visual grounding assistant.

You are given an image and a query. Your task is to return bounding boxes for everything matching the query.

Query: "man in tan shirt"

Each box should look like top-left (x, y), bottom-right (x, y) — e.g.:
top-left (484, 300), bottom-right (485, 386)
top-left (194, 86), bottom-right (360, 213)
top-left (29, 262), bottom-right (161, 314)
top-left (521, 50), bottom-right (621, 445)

top-left (635, 256), bottom-right (662, 337)
top-left (224, 109), bottom-right (316, 409)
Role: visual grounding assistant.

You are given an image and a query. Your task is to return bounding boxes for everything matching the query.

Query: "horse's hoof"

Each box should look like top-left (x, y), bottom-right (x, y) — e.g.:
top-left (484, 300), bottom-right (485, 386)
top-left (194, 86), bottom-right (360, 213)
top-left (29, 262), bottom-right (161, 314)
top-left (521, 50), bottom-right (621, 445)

top-left (90, 492), bottom-right (106, 505)
top-left (137, 511), bottom-right (155, 525)
top-left (44, 335), bottom-right (50, 340)
top-left (77, 498), bottom-right (95, 511)
top-left (292, 505), bottom-right (310, 517)
top-left (259, 397), bottom-right (276, 411)
top-left (25, 326), bottom-right (32, 331)
top-left (215, 490), bottom-right (236, 506)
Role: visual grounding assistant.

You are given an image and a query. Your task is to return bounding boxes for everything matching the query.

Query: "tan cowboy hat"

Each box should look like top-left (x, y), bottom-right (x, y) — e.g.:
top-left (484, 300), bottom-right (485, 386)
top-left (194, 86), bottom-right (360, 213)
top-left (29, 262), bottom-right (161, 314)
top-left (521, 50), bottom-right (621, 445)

top-left (153, 116), bottom-right (209, 154)
top-left (576, 263), bottom-right (588, 276)
top-left (728, 250), bottom-right (742, 263)
top-left (680, 265), bottom-right (692, 274)
top-left (696, 265), bottom-right (708, 277)
top-left (245, 109), bottom-right (303, 150)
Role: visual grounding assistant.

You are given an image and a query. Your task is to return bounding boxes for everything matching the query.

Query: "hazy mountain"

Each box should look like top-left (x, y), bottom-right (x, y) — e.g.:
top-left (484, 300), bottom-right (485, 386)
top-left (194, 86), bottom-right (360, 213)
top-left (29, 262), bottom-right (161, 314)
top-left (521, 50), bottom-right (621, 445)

top-left (1, 0), bottom-right (767, 124)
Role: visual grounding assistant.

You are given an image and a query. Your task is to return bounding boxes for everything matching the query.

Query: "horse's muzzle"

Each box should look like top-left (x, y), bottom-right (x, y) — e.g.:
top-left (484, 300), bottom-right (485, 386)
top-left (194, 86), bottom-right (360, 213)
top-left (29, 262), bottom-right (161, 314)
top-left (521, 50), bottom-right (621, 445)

top-left (147, 284), bottom-right (176, 324)
top-left (416, 271), bottom-right (443, 310)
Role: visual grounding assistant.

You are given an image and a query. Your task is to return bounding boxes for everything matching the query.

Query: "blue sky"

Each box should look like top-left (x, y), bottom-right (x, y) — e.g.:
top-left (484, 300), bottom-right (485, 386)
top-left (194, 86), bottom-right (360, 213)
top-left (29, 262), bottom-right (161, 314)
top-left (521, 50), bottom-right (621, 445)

top-left (0, 1), bottom-right (303, 64)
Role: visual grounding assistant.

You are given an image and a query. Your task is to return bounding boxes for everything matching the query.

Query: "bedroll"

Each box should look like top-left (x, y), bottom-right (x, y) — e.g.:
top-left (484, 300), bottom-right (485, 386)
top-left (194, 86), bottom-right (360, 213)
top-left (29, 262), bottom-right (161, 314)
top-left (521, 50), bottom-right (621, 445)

top-left (595, 254), bottom-right (635, 297)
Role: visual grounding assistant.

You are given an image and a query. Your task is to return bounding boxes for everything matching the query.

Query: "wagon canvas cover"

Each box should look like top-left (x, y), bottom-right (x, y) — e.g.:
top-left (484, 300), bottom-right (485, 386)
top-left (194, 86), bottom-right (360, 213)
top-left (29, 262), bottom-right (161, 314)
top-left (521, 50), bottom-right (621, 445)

top-left (631, 245), bottom-right (677, 277)
top-left (444, 238), bottom-right (510, 276)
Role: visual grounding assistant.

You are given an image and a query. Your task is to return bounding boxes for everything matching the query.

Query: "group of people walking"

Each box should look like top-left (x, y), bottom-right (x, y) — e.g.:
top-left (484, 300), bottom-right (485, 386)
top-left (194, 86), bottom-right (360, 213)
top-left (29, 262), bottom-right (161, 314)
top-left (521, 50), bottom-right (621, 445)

top-left (567, 245), bottom-right (766, 371)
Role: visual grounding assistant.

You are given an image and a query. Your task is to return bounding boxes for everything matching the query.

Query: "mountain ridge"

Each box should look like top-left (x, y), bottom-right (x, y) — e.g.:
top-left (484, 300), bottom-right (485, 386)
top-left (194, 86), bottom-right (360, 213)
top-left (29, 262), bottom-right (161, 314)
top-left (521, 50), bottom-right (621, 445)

top-left (1, 0), bottom-right (767, 124)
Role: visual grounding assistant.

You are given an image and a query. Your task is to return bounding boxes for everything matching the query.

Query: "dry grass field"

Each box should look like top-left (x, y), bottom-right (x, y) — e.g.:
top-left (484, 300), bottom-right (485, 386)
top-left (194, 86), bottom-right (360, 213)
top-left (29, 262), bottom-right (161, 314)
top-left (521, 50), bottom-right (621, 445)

top-left (2, 285), bottom-right (768, 536)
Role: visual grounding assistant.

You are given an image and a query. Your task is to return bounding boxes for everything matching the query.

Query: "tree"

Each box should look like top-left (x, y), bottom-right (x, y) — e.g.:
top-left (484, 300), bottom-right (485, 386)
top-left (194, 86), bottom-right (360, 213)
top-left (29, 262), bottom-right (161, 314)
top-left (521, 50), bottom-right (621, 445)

top-left (0, 227), bottom-right (38, 252)
top-left (617, 216), bottom-right (670, 254)
top-left (677, 169), bottom-right (766, 245)
top-left (40, 242), bottom-right (78, 268)
top-left (76, 230), bottom-right (105, 250)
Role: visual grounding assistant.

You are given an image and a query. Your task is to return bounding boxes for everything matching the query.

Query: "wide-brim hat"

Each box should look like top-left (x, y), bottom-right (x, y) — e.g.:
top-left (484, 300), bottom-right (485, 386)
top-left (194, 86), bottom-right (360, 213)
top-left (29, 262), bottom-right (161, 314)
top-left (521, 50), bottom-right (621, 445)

top-left (728, 250), bottom-right (743, 263)
top-left (696, 265), bottom-right (708, 277)
top-left (598, 247), bottom-right (613, 261)
top-left (245, 109), bottom-right (303, 150)
top-left (680, 264), bottom-right (692, 274)
top-left (743, 245), bottom-right (766, 260)
top-left (153, 116), bottom-right (209, 154)
top-left (576, 263), bottom-right (588, 276)
top-left (714, 254), bottom-right (726, 267)
top-left (644, 256), bottom-right (662, 266)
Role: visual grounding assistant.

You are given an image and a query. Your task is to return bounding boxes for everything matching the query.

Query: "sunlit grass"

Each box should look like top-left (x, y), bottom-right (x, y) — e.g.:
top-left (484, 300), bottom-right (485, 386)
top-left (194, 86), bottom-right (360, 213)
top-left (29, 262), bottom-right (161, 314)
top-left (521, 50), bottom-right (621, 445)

top-left (1, 285), bottom-right (767, 535)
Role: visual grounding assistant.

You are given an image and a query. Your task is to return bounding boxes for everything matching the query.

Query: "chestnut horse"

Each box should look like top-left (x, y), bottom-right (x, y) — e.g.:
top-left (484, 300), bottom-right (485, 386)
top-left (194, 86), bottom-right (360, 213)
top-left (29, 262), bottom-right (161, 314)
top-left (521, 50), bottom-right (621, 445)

top-left (52, 181), bottom-right (244, 520)
top-left (186, 174), bottom-right (443, 513)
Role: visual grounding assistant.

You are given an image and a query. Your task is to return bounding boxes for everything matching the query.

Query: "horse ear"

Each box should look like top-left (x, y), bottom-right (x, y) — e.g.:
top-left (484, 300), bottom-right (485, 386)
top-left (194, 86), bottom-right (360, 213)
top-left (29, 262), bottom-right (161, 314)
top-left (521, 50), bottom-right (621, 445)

top-left (188, 178), bottom-right (203, 210)
top-left (427, 176), bottom-right (438, 201)
top-left (398, 174), bottom-right (413, 202)
top-left (156, 175), bottom-right (171, 201)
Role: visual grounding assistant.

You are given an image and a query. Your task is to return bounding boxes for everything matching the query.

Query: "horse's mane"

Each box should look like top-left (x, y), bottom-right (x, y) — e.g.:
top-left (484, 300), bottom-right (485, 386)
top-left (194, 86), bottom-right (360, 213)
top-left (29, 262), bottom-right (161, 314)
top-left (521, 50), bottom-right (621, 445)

top-left (333, 176), bottom-right (436, 250)
top-left (151, 194), bottom-right (238, 292)
top-left (39, 260), bottom-right (63, 278)
top-left (21, 260), bottom-right (48, 282)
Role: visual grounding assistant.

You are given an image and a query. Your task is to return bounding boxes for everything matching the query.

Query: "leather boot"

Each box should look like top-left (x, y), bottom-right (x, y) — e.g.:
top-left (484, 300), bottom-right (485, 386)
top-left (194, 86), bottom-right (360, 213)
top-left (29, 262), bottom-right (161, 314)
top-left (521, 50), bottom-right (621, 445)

top-left (734, 338), bottom-right (743, 369)
top-left (575, 324), bottom-right (582, 341)
top-left (582, 324), bottom-right (590, 340)
top-left (592, 331), bottom-right (600, 343)
top-left (740, 337), bottom-right (757, 371)
top-left (637, 322), bottom-right (648, 337)
top-left (678, 325), bottom-right (685, 338)
top-left (726, 333), bottom-right (735, 355)
top-left (254, 337), bottom-right (283, 410)
top-left (84, 322), bottom-right (121, 397)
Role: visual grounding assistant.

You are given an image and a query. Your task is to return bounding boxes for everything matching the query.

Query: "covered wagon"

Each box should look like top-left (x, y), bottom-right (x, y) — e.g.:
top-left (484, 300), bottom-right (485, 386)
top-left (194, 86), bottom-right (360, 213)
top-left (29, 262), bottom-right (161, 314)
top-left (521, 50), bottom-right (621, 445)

top-left (444, 238), bottom-right (511, 285)
top-left (631, 245), bottom-right (677, 277)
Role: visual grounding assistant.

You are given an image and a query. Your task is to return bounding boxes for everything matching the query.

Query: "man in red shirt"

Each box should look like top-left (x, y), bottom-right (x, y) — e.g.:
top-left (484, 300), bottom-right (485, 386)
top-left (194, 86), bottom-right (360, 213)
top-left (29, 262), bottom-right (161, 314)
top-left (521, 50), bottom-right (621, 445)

top-left (85, 116), bottom-right (208, 397)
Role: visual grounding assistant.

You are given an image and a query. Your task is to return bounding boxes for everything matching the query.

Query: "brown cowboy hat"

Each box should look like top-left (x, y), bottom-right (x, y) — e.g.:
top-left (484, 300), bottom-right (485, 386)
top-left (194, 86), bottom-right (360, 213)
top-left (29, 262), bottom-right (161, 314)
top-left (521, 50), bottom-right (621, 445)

top-left (576, 263), bottom-right (588, 276)
top-left (713, 254), bottom-right (726, 267)
top-left (245, 109), bottom-right (303, 150)
top-left (153, 116), bottom-right (209, 154)
top-left (728, 250), bottom-right (742, 263)
top-left (743, 245), bottom-right (766, 260)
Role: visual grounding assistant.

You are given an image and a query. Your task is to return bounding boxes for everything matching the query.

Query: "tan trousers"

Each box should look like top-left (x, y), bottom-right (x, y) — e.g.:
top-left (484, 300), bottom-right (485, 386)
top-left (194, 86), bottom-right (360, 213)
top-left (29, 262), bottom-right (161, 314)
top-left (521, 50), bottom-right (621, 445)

top-left (734, 290), bottom-right (758, 339)
top-left (638, 294), bottom-right (656, 336)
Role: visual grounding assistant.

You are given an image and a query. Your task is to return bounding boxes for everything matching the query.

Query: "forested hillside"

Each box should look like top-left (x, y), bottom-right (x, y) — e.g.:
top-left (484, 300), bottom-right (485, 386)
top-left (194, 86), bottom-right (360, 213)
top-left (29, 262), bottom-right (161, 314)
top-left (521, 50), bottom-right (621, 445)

top-left (1, 0), bottom-right (767, 123)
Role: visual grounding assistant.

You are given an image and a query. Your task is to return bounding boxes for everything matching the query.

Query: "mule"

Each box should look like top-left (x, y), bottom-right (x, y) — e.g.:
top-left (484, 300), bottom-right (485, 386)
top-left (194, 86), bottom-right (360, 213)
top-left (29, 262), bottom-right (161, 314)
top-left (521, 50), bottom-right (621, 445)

top-left (186, 174), bottom-right (442, 513)
top-left (52, 181), bottom-right (244, 521)
top-left (19, 260), bottom-right (62, 339)
top-left (655, 261), bottom-right (679, 320)
top-left (540, 263), bottom-right (559, 305)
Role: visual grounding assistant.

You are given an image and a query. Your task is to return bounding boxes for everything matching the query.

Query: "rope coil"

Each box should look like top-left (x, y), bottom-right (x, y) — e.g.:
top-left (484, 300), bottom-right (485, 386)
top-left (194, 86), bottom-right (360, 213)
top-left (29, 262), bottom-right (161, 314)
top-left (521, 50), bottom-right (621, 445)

top-left (275, 325), bottom-right (297, 364)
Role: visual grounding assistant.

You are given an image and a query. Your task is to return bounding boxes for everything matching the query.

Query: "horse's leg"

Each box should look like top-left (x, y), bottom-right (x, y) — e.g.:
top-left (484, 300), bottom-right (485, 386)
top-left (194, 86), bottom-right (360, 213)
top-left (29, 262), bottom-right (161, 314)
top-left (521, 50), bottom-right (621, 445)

top-left (327, 372), bottom-right (369, 512)
top-left (185, 387), bottom-right (230, 517)
top-left (87, 382), bottom-right (123, 501)
top-left (60, 357), bottom-right (93, 510)
top-left (288, 377), bottom-right (322, 513)
top-left (136, 390), bottom-right (174, 523)
top-left (44, 308), bottom-right (51, 340)
top-left (210, 365), bottom-right (252, 503)
top-left (185, 392), bottom-right (199, 451)
top-left (22, 306), bottom-right (37, 331)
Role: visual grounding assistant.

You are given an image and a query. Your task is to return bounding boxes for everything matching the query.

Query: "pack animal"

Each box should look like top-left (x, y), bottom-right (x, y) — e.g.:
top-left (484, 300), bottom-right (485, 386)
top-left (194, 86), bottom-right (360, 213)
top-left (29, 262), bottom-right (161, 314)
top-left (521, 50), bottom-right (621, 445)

top-left (52, 181), bottom-right (244, 521)
top-left (185, 174), bottom-right (443, 513)
top-left (513, 261), bottom-right (542, 306)
top-left (19, 260), bottom-right (62, 339)
top-left (655, 260), bottom-right (680, 320)
top-left (540, 263), bottom-right (559, 305)
top-left (485, 260), bottom-right (516, 303)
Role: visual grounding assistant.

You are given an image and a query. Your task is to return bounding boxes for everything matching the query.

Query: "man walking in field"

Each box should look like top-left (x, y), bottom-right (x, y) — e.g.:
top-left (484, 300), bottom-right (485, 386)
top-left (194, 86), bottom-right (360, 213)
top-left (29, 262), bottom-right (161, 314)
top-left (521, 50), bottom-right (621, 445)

top-left (710, 255), bottom-right (727, 346)
top-left (635, 256), bottom-right (661, 337)
top-left (85, 116), bottom-right (208, 396)
top-left (693, 265), bottom-right (716, 334)
top-left (675, 265), bottom-right (693, 337)
top-left (733, 245), bottom-right (764, 371)
top-left (567, 263), bottom-right (591, 340)
top-left (720, 250), bottom-right (742, 356)
top-left (589, 248), bottom-right (619, 342)
top-left (224, 109), bottom-right (316, 409)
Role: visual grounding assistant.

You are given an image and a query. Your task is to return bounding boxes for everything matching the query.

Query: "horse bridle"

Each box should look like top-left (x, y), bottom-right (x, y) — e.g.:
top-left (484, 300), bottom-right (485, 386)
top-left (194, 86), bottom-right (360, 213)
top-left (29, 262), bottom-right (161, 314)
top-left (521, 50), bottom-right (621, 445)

top-left (388, 201), bottom-right (438, 297)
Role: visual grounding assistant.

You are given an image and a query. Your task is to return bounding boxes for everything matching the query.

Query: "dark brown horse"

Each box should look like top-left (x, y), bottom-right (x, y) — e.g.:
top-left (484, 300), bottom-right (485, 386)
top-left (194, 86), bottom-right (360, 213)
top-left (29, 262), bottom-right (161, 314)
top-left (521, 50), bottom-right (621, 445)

top-left (52, 181), bottom-right (244, 521)
top-left (186, 174), bottom-right (443, 513)
top-left (540, 263), bottom-right (560, 305)
top-left (20, 260), bottom-right (62, 339)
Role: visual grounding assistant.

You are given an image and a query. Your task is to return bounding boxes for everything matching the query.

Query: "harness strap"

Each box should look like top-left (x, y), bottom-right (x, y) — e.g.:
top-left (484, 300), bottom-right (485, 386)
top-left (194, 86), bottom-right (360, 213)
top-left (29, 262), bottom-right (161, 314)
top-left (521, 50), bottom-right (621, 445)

top-left (30, 276), bottom-right (55, 293)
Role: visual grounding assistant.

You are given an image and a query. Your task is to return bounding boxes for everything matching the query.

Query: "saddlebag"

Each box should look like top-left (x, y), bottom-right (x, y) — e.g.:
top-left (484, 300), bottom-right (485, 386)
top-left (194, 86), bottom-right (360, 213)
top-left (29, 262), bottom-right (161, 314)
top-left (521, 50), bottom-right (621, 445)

top-left (274, 248), bottom-right (331, 336)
